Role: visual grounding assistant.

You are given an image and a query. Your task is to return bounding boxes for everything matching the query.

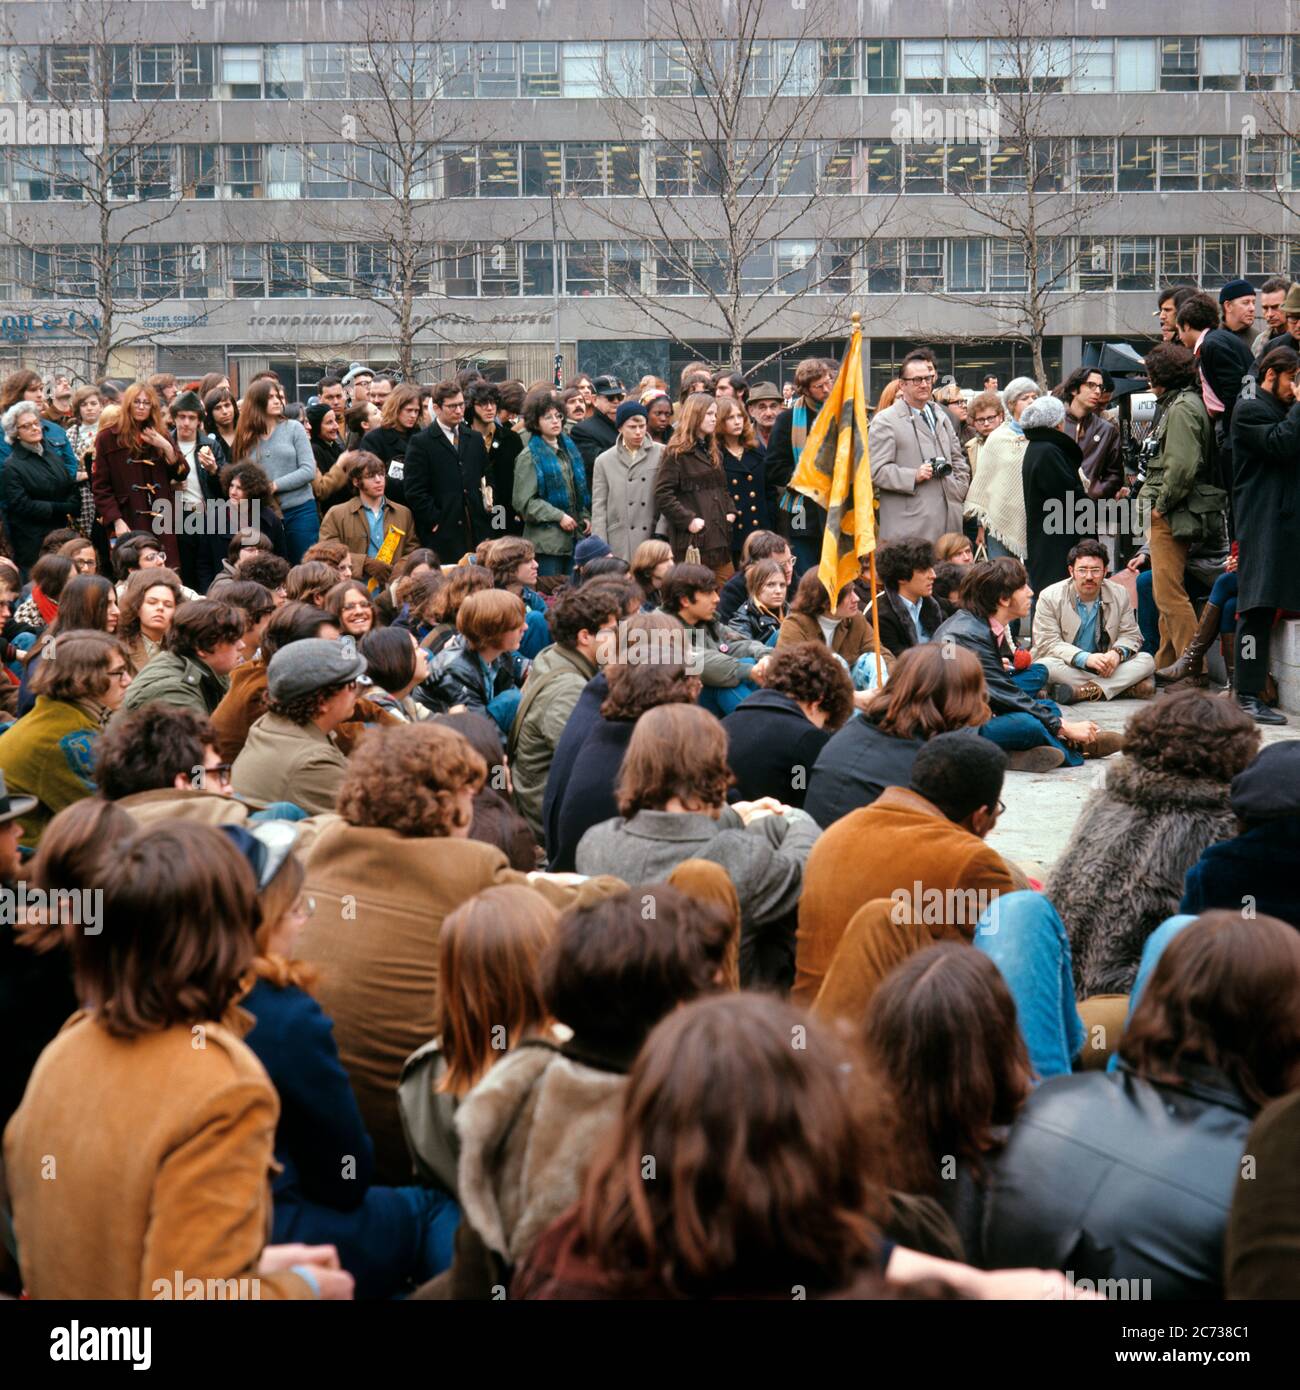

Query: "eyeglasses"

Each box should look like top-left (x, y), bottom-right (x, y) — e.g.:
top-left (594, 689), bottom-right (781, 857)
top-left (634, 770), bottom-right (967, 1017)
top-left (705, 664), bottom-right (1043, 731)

top-left (342, 601), bottom-right (371, 614)
top-left (292, 894), bottom-right (316, 918)
top-left (607, 393), bottom-right (625, 403)
top-left (106, 666), bottom-right (131, 682)
top-left (994, 800), bottom-right (1006, 817)
top-left (902, 373), bottom-right (936, 384)
top-left (973, 414), bottom-right (1002, 425)
top-left (206, 762), bottom-right (233, 785)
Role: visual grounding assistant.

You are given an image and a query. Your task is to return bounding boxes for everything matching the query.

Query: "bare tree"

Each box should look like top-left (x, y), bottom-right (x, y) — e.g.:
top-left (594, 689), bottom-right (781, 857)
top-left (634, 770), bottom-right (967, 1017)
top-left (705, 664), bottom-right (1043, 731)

top-left (919, 0), bottom-right (1129, 384)
top-left (0, 4), bottom-right (212, 378)
top-left (280, 0), bottom-right (547, 380)
top-left (563, 0), bottom-right (897, 374)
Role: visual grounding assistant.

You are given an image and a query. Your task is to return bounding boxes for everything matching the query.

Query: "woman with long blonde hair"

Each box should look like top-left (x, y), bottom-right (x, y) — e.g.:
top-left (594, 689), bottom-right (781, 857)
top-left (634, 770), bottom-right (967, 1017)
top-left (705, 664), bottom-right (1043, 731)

top-left (91, 382), bottom-right (187, 569)
top-left (653, 393), bottom-right (737, 579)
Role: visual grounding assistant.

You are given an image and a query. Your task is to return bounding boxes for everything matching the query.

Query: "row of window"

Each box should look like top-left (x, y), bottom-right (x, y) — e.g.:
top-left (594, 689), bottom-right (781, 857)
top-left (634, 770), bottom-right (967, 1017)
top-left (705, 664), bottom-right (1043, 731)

top-left (4, 134), bottom-right (1297, 203)
top-left (3, 235), bottom-right (1294, 302)
top-left (6, 35), bottom-right (1299, 103)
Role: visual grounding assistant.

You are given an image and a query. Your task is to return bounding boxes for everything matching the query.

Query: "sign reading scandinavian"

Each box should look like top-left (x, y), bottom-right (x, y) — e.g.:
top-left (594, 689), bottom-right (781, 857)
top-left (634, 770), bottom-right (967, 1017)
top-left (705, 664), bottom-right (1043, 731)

top-left (247, 313), bottom-right (372, 329)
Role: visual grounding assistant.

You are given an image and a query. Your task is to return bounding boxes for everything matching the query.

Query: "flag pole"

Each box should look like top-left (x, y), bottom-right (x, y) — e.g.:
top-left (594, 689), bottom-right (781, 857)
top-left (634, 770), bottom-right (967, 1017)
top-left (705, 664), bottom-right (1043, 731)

top-left (847, 310), bottom-right (884, 691)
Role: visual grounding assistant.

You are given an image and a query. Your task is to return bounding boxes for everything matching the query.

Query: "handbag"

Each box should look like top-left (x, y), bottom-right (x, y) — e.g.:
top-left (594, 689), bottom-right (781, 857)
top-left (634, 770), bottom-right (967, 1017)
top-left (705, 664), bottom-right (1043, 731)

top-left (684, 542), bottom-right (702, 565)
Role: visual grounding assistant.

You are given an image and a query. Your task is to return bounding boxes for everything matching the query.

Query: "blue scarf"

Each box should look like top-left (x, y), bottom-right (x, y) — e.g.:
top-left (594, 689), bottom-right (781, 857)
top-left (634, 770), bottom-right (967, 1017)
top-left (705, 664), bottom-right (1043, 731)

top-left (527, 432), bottom-right (589, 513)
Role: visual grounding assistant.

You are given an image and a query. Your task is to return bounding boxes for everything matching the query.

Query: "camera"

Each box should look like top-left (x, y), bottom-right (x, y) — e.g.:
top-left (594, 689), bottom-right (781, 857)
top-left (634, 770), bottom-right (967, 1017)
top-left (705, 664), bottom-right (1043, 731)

top-left (927, 457), bottom-right (953, 479)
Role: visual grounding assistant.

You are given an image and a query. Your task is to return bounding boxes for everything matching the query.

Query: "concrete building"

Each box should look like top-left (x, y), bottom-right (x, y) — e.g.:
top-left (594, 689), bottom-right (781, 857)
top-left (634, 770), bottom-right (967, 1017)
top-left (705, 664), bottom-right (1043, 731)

top-left (0, 0), bottom-right (1293, 396)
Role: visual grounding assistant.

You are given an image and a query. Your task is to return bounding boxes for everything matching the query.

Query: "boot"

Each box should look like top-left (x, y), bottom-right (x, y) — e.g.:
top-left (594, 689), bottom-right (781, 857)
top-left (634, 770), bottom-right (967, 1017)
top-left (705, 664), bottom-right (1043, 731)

top-left (1215, 637), bottom-right (1235, 697)
top-left (1005, 747), bottom-right (1066, 773)
top-left (1155, 602), bottom-right (1220, 685)
top-left (1083, 731), bottom-right (1127, 758)
top-left (1236, 691), bottom-right (1287, 726)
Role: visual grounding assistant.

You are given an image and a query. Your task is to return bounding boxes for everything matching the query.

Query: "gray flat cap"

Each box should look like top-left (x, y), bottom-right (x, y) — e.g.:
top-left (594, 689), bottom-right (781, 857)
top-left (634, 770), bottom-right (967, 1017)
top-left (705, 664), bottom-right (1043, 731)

top-left (266, 637), bottom-right (369, 702)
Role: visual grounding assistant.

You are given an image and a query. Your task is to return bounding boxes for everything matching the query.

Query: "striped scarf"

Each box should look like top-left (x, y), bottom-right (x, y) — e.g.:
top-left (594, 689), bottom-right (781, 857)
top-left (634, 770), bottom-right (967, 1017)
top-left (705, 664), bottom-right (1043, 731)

top-left (527, 432), bottom-right (590, 513)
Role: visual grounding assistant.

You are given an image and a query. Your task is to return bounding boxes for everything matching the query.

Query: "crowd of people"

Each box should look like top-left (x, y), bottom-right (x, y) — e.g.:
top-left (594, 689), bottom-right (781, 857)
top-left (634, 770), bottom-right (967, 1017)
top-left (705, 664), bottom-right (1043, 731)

top-left (0, 330), bottom-right (1296, 1305)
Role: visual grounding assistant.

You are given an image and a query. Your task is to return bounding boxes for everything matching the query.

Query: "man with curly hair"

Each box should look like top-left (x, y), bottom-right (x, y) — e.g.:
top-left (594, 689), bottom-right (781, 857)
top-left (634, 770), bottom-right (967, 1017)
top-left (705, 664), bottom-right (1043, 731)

top-left (230, 637), bottom-right (366, 815)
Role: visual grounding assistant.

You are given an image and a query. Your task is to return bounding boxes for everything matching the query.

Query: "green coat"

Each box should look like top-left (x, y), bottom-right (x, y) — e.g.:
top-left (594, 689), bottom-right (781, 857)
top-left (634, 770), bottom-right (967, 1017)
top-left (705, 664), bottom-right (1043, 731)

top-left (1144, 386), bottom-right (1228, 545)
top-left (121, 651), bottom-right (230, 718)
top-left (508, 642), bottom-right (596, 841)
top-left (0, 697), bottom-right (100, 848)
top-left (513, 440), bottom-right (590, 560)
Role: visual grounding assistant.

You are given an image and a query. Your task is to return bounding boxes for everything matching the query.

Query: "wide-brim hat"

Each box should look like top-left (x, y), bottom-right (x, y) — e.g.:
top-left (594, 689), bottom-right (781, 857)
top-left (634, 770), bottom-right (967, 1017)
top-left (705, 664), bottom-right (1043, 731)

top-left (1282, 284), bottom-right (1300, 316)
top-left (747, 381), bottom-right (783, 403)
top-left (0, 769), bottom-right (38, 825)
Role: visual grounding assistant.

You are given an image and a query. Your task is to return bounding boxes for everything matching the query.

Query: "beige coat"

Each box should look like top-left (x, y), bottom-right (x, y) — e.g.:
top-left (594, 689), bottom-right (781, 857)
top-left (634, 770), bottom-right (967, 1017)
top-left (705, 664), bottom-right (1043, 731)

top-left (231, 713), bottom-right (350, 816)
top-left (318, 493), bottom-right (415, 577)
top-left (1030, 577), bottom-right (1144, 668)
top-left (3, 1011), bottom-right (312, 1299)
top-left (868, 398), bottom-right (970, 543)
top-left (294, 819), bottom-right (624, 1182)
top-left (590, 438), bottom-right (662, 563)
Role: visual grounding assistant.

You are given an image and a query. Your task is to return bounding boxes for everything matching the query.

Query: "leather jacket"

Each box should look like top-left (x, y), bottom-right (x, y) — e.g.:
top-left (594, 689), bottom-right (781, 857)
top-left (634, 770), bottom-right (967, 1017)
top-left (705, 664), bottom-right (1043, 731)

top-left (984, 1062), bottom-right (1255, 1299)
top-left (930, 607), bottom-right (1061, 735)
top-left (1063, 410), bottom-right (1123, 500)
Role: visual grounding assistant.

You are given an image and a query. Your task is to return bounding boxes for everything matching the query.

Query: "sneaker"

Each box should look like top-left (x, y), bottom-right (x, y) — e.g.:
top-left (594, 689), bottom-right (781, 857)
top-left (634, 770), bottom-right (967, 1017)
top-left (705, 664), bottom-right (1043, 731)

top-left (1084, 731), bottom-right (1126, 758)
top-left (1236, 693), bottom-right (1288, 726)
top-left (1127, 678), bottom-right (1156, 699)
top-left (1005, 747), bottom-right (1067, 773)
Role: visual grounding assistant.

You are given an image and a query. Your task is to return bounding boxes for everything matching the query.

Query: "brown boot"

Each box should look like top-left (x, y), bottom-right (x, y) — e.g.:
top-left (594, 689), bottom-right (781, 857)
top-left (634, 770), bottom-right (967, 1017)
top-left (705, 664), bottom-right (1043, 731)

top-left (1216, 636), bottom-right (1236, 697)
top-left (1155, 601), bottom-right (1221, 685)
top-left (1083, 731), bottom-right (1126, 758)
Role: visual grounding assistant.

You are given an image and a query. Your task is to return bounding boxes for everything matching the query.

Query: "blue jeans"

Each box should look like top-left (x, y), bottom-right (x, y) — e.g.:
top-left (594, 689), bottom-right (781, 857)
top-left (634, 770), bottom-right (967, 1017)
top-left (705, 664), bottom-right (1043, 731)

top-left (1207, 571), bottom-right (1237, 632)
top-left (1105, 914), bottom-right (1197, 1073)
top-left (519, 607), bottom-right (551, 660)
top-left (487, 686), bottom-right (523, 739)
top-left (280, 499), bottom-right (321, 565)
top-left (699, 662), bottom-right (759, 717)
top-left (248, 801), bottom-right (309, 823)
top-left (974, 890), bottom-right (1085, 1080)
top-left (1011, 662), bottom-right (1047, 697)
top-left (1137, 565), bottom-right (1212, 654)
top-left (980, 698), bottom-right (1084, 766)
top-left (536, 553), bottom-right (572, 577)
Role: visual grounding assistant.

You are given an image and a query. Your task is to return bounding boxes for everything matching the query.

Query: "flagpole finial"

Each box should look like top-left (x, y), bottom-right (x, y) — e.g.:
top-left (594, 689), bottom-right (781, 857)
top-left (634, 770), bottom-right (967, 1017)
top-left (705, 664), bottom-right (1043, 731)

top-left (850, 311), bottom-right (861, 329)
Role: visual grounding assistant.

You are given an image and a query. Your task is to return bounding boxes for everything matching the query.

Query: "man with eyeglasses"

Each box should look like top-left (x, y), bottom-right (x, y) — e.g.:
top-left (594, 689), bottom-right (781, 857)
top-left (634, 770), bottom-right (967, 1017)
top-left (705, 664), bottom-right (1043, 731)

top-left (570, 374), bottom-right (625, 471)
top-left (869, 348), bottom-right (971, 545)
top-left (403, 379), bottom-right (490, 563)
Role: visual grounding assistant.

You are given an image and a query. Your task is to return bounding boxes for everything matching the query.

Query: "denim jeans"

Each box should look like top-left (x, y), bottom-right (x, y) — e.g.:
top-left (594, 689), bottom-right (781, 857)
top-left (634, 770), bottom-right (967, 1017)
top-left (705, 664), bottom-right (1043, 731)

top-left (1105, 914), bottom-right (1197, 1073)
top-left (974, 890), bottom-right (1085, 1080)
top-left (979, 698), bottom-right (1084, 766)
top-left (699, 662), bottom-right (759, 718)
top-left (519, 607), bottom-right (551, 660)
top-left (280, 499), bottom-right (321, 565)
top-left (1011, 662), bottom-right (1047, 697)
top-left (536, 553), bottom-right (572, 578)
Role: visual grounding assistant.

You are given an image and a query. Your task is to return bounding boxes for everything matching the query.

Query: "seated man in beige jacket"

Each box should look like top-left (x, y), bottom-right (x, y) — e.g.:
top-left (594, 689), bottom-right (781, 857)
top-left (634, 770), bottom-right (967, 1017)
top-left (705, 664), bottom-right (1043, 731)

top-left (1031, 539), bottom-right (1155, 703)
top-left (318, 451), bottom-right (414, 583)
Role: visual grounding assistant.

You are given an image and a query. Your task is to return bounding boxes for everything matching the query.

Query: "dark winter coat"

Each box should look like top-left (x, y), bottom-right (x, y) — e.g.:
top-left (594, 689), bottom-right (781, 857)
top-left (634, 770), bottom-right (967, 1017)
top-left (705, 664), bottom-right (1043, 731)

top-left (727, 599), bottom-right (783, 645)
top-left (985, 1062), bottom-right (1256, 1300)
top-left (721, 445), bottom-right (773, 558)
top-left (91, 424), bottom-right (187, 569)
top-left (569, 410), bottom-right (618, 472)
top-left (861, 587), bottom-right (944, 657)
top-left (1180, 815), bottom-right (1300, 929)
top-left (654, 443), bottom-right (735, 567)
top-left (721, 689), bottom-right (830, 807)
top-left (541, 671), bottom-right (608, 862)
top-left (0, 440), bottom-right (81, 571)
top-left (480, 424), bottom-right (524, 534)
top-left (547, 718), bottom-right (633, 874)
top-left (1047, 756), bottom-right (1238, 997)
top-left (415, 637), bottom-right (524, 728)
top-left (404, 421), bottom-right (489, 563)
top-left (359, 424), bottom-right (417, 509)
top-left (803, 715), bottom-right (927, 829)
top-left (1229, 391), bottom-right (1300, 613)
top-left (931, 607), bottom-right (1062, 735)
top-left (1022, 426), bottom-right (1089, 600)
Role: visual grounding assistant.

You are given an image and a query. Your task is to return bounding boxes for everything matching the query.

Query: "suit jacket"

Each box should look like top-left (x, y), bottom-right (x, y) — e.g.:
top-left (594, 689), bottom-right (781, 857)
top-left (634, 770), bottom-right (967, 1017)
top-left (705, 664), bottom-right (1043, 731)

top-left (868, 399), bottom-right (970, 542)
top-left (1031, 576), bottom-right (1143, 668)
top-left (569, 411), bottom-right (618, 471)
top-left (403, 420), bottom-right (489, 562)
top-left (1198, 328), bottom-right (1254, 420)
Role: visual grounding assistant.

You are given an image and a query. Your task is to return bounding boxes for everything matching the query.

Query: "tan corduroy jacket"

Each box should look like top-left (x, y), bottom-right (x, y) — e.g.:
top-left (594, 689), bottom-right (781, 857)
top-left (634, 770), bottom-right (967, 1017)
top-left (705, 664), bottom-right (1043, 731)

top-left (3, 1011), bottom-right (312, 1300)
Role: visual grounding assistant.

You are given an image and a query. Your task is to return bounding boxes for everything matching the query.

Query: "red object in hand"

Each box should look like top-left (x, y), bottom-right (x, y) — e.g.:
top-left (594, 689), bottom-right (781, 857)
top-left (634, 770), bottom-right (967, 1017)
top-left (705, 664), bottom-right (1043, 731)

top-left (1012, 648), bottom-right (1033, 671)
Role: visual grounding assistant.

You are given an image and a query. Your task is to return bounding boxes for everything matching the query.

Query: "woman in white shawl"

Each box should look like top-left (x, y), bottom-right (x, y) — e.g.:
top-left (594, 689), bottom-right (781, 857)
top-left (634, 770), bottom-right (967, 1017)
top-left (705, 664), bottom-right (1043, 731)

top-left (963, 377), bottom-right (1039, 561)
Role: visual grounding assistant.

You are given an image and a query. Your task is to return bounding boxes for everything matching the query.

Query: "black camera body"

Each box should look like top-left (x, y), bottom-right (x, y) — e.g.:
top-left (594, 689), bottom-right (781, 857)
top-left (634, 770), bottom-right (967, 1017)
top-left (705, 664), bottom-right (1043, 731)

top-left (928, 457), bottom-right (953, 479)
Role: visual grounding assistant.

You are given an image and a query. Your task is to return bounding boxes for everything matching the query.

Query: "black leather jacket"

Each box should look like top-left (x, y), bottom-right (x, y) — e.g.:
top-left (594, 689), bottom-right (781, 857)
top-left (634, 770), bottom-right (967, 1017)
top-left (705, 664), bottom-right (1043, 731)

top-left (930, 607), bottom-right (1061, 735)
top-left (984, 1063), bottom-right (1256, 1299)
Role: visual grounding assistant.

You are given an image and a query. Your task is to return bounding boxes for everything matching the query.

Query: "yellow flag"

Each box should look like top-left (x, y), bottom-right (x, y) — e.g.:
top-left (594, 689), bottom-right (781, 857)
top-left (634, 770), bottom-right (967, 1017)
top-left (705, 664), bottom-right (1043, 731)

top-left (789, 326), bottom-right (875, 606)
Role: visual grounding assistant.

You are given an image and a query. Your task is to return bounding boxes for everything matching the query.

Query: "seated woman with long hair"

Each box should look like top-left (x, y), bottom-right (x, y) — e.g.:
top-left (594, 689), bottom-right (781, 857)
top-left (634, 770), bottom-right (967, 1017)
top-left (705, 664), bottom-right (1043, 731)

top-left (514, 993), bottom-right (1082, 1301)
top-left (804, 643), bottom-right (990, 829)
top-left (864, 943), bottom-right (1033, 1267)
top-left (232, 824), bottom-right (458, 1299)
top-left (576, 703), bottom-right (821, 991)
top-left (630, 538), bottom-right (673, 611)
top-left (17, 574), bottom-right (119, 717)
top-left (4, 822), bottom-right (353, 1299)
top-left (360, 626), bottom-right (429, 723)
top-left (0, 630), bottom-right (132, 849)
top-left (116, 565), bottom-right (183, 674)
top-left (728, 557), bottom-right (787, 645)
top-left (985, 910), bottom-right (1300, 1299)
top-left (398, 884), bottom-right (560, 1197)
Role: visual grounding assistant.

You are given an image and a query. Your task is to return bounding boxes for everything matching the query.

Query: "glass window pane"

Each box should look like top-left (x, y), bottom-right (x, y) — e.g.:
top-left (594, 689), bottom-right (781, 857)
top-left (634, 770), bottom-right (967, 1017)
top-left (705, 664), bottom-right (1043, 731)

top-left (564, 143), bottom-right (605, 196)
top-left (225, 144), bottom-right (263, 197)
top-left (774, 143), bottom-right (816, 196)
top-left (1118, 136), bottom-right (1156, 190)
top-left (229, 245), bottom-right (266, 296)
top-left (270, 244), bottom-right (308, 296)
top-left (1117, 38), bottom-right (1156, 91)
top-left (947, 144), bottom-right (985, 194)
top-left (819, 140), bottom-right (857, 194)
top-left (606, 241), bottom-right (644, 293)
top-left (1078, 236), bottom-right (1113, 291)
top-left (523, 144), bottom-right (562, 197)
top-left (904, 143), bottom-right (944, 193)
top-left (776, 240), bottom-right (817, 294)
top-left (1246, 36), bottom-right (1285, 89)
top-left (178, 45), bottom-right (214, 98)
top-left (481, 242), bottom-right (520, 296)
top-left (1160, 37), bottom-right (1198, 91)
top-left (1201, 235), bottom-right (1238, 288)
top-left (989, 144), bottom-right (1026, 192)
top-left (267, 145), bottom-right (303, 198)
top-left (441, 243), bottom-right (477, 296)
top-left (1075, 38), bottom-right (1114, 93)
top-left (1076, 137), bottom-right (1114, 191)
top-left (565, 240), bottom-right (605, 295)
top-left (1160, 236), bottom-right (1198, 283)
top-left (1201, 136), bottom-right (1240, 190)
top-left (904, 238), bottom-right (943, 291)
top-left (521, 42), bottom-right (560, 96)
top-left (522, 242), bottom-right (554, 296)
top-left (1116, 237), bottom-right (1155, 290)
top-left (305, 143), bottom-right (349, 198)
top-left (865, 239), bottom-right (901, 293)
top-left (1202, 36), bottom-right (1240, 89)
top-left (442, 144), bottom-right (476, 198)
top-left (1244, 236), bottom-right (1285, 278)
top-left (654, 241), bottom-right (690, 295)
top-left (480, 144), bottom-right (519, 197)
top-left (439, 43), bottom-right (474, 99)
top-left (265, 44), bottom-right (303, 99)
top-left (221, 45), bottom-right (262, 97)
top-left (307, 44), bottom-right (348, 98)
top-left (866, 142), bottom-right (900, 193)
top-left (903, 39), bottom-right (944, 94)
top-left (477, 42), bottom-right (517, 98)
top-left (605, 42), bottom-right (643, 97)
top-left (865, 39), bottom-right (900, 94)
top-left (948, 39), bottom-right (986, 92)
top-left (609, 144), bottom-right (640, 195)
top-left (562, 41), bottom-right (602, 98)
top-left (1036, 238), bottom-right (1069, 291)
top-left (1246, 135), bottom-right (1284, 189)
top-left (1159, 136), bottom-right (1198, 190)
top-left (821, 240), bottom-right (856, 295)
top-left (820, 39), bottom-right (857, 95)
top-left (948, 238), bottom-right (985, 292)
top-left (989, 239), bottom-right (1027, 291)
